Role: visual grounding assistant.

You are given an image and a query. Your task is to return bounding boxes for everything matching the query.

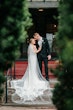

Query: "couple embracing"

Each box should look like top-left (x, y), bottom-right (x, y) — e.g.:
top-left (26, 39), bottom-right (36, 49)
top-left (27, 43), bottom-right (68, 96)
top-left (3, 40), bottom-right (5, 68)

top-left (11, 33), bottom-right (51, 104)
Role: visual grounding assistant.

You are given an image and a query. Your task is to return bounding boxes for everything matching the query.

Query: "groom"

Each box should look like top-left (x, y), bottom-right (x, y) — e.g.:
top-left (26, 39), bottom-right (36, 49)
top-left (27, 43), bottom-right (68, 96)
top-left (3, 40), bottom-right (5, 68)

top-left (34, 33), bottom-right (51, 81)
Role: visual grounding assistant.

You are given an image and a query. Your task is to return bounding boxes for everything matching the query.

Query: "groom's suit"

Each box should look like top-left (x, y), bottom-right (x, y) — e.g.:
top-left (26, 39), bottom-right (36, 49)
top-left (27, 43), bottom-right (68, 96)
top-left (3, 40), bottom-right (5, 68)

top-left (36, 37), bottom-right (51, 80)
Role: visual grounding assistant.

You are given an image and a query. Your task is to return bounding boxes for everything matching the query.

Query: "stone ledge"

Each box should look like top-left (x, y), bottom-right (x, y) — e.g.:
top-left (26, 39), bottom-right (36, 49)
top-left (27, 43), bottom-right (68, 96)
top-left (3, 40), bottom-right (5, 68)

top-left (2, 103), bottom-right (56, 109)
top-left (28, 1), bottom-right (59, 8)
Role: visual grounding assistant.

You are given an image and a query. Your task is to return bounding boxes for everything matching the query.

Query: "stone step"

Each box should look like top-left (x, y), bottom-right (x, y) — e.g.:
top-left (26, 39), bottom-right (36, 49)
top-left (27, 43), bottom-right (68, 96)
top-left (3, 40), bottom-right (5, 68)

top-left (3, 92), bottom-right (55, 108)
top-left (4, 87), bottom-right (53, 104)
top-left (6, 90), bottom-right (53, 103)
top-left (6, 79), bottom-right (58, 102)
top-left (2, 104), bottom-right (56, 107)
top-left (3, 78), bottom-right (58, 107)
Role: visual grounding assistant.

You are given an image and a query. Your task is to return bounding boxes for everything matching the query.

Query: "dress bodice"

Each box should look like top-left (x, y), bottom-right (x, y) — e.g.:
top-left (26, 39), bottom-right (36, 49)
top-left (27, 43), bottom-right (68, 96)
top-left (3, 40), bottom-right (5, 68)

top-left (28, 44), bottom-right (36, 57)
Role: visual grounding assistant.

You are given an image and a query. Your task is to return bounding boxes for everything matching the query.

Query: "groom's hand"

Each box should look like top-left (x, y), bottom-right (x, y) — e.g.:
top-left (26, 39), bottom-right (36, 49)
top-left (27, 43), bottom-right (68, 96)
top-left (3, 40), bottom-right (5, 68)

top-left (47, 55), bottom-right (51, 60)
top-left (38, 46), bottom-right (42, 52)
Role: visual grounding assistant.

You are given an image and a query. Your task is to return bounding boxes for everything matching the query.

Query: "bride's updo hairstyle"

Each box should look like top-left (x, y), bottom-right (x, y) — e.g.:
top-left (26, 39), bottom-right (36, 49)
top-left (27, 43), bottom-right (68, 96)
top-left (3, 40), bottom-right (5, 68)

top-left (30, 38), bottom-right (35, 45)
top-left (30, 38), bottom-right (33, 43)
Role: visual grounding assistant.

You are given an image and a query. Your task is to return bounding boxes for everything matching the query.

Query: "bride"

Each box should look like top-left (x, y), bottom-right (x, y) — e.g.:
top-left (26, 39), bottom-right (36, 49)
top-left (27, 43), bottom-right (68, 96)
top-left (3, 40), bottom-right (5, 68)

top-left (10, 38), bottom-right (51, 104)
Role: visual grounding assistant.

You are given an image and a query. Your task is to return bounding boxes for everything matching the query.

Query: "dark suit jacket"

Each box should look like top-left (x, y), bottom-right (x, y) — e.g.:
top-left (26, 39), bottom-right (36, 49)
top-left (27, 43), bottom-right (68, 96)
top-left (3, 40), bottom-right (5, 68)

top-left (36, 37), bottom-right (51, 58)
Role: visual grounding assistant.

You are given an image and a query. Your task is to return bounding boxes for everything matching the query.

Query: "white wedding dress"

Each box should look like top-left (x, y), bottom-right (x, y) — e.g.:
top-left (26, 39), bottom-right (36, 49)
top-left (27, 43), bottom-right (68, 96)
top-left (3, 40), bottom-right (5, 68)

top-left (11, 44), bottom-right (52, 104)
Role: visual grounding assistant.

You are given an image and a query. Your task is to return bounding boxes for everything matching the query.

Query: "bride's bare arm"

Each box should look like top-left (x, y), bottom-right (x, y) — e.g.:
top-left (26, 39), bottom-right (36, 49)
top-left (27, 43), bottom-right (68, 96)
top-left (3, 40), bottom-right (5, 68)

top-left (33, 45), bottom-right (41, 53)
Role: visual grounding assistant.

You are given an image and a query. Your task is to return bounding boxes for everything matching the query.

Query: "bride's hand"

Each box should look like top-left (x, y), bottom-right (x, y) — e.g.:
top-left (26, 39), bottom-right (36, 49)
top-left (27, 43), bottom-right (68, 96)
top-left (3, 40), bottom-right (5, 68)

top-left (33, 45), bottom-right (37, 52)
top-left (33, 45), bottom-right (41, 53)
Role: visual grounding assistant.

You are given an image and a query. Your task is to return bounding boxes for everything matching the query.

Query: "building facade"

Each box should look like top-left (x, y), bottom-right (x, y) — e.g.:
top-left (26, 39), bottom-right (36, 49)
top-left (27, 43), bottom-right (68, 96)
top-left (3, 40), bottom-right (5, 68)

top-left (20, 0), bottom-right (59, 59)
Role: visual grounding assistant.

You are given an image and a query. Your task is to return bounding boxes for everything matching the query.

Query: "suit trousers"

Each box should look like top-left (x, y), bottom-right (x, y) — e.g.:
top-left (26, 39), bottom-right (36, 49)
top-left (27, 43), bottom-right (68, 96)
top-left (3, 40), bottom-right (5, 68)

top-left (38, 55), bottom-right (49, 79)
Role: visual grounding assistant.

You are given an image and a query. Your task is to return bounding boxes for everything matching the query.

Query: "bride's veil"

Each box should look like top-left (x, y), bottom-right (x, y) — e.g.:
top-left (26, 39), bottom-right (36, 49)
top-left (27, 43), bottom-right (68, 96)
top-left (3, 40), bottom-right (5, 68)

top-left (11, 44), bottom-right (52, 104)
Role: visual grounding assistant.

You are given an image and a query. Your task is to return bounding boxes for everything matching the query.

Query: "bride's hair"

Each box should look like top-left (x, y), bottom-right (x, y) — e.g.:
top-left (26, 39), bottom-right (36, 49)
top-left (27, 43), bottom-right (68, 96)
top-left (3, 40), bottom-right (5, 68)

top-left (30, 38), bottom-right (34, 43)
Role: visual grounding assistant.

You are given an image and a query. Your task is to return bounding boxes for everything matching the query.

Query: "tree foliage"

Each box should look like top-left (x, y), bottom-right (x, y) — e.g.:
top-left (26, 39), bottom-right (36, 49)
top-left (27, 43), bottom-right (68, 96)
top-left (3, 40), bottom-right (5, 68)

top-left (0, 0), bottom-right (32, 97)
top-left (52, 0), bottom-right (73, 110)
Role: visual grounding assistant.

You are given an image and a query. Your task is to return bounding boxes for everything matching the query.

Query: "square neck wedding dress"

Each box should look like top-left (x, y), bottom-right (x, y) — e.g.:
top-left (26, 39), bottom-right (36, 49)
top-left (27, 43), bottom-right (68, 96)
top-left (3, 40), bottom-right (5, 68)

top-left (11, 44), bottom-right (52, 104)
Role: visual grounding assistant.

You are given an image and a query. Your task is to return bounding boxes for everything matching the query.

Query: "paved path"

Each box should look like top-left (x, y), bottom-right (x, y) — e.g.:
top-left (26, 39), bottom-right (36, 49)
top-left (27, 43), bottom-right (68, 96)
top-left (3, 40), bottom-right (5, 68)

top-left (0, 106), bottom-right (57, 110)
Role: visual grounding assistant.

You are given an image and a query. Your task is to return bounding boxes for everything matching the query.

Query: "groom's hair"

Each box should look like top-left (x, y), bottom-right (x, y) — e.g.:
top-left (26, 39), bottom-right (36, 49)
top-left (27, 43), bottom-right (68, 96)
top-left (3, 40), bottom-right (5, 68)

top-left (33, 32), bottom-right (39, 37)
